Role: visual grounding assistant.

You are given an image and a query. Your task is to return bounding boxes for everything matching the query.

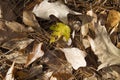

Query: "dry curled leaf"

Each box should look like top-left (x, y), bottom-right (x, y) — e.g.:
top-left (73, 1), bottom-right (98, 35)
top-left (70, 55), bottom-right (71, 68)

top-left (81, 10), bottom-right (97, 37)
top-left (106, 10), bottom-right (120, 34)
top-left (0, 20), bottom-right (26, 45)
top-left (32, 0), bottom-right (81, 23)
top-left (5, 51), bottom-right (27, 64)
top-left (88, 22), bottom-right (120, 70)
top-left (5, 61), bottom-right (15, 80)
top-left (60, 47), bottom-right (87, 70)
top-left (25, 42), bottom-right (44, 67)
top-left (5, 21), bottom-right (27, 32)
top-left (1, 38), bottom-right (34, 50)
top-left (23, 10), bottom-right (40, 27)
top-left (0, 6), bottom-right (2, 18)
top-left (23, 65), bottom-right (43, 79)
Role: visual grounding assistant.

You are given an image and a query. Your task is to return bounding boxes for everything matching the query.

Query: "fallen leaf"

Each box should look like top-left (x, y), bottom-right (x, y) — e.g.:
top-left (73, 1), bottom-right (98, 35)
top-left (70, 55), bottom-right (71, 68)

top-left (0, 6), bottom-right (2, 18)
top-left (50, 22), bottom-right (71, 43)
top-left (50, 76), bottom-right (57, 80)
top-left (40, 70), bottom-right (53, 80)
top-left (32, 0), bottom-right (81, 23)
top-left (50, 71), bottom-right (74, 80)
top-left (0, 0), bottom-right (17, 21)
top-left (25, 0), bottom-right (43, 10)
top-left (82, 38), bottom-right (90, 49)
top-left (25, 42), bottom-right (44, 67)
top-left (117, 42), bottom-right (120, 49)
top-left (5, 21), bottom-right (27, 32)
top-left (23, 65), bottom-right (43, 79)
top-left (23, 10), bottom-right (40, 27)
top-left (88, 21), bottom-right (120, 70)
top-left (1, 38), bottom-right (34, 50)
top-left (0, 20), bottom-right (27, 45)
top-left (81, 23), bottom-right (89, 37)
top-left (106, 10), bottom-right (120, 34)
top-left (60, 47), bottom-right (87, 70)
top-left (16, 71), bottom-right (28, 80)
top-left (86, 10), bottom-right (97, 31)
top-left (5, 61), bottom-right (15, 80)
top-left (5, 51), bottom-right (27, 64)
top-left (81, 10), bottom-right (97, 37)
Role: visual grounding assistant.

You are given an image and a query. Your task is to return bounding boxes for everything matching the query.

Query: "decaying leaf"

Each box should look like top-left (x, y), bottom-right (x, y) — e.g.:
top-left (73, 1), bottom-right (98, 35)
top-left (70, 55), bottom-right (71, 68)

top-left (1, 38), bottom-right (34, 50)
top-left (5, 51), bottom-right (27, 64)
top-left (60, 47), bottom-right (87, 70)
top-left (32, 0), bottom-right (81, 23)
top-left (50, 71), bottom-right (74, 80)
top-left (81, 22), bottom-right (89, 37)
top-left (40, 70), bottom-right (53, 80)
top-left (5, 21), bottom-right (27, 32)
top-left (23, 10), bottom-right (40, 27)
top-left (88, 22), bottom-right (120, 70)
top-left (81, 10), bottom-right (97, 37)
top-left (50, 22), bottom-right (71, 43)
top-left (82, 38), bottom-right (90, 49)
top-left (87, 10), bottom-right (97, 31)
top-left (0, 6), bottom-right (2, 18)
top-left (25, 42), bottom-right (44, 67)
top-left (0, 20), bottom-right (27, 45)
top-left (50, 76), bottom-right (57, 80)
top-left (106, 10), bottom-right (120, 34)
top-left (5, 61), bottom-right (15, 80)
top-left (23, 65), bottom-right (43, 79)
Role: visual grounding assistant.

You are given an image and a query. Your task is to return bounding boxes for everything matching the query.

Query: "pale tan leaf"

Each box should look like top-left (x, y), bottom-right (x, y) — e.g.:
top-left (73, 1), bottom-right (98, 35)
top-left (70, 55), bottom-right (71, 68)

top-left (25, 42), bottom-right (44, 67)
top-left (81, 23), bottom-right (89, 37)
top-left (5, 61), bottom-right (15, 80)
top-left (81, 10), bottom-right (97, 37)
top-left (60, 48), bottom-right (87, 70)
top-left (5, 51), bottom-right (27, 64)
top-left (50, 76), bottom-right (57, 80)
top-left (88, 22), bottom-right (120, 70)
top-left (2, 38), bottom-right (34, 50)
top-left (24, 65), bottom-right (43, 79)
top-left (82, 38), bottom-right (90, 49)
top-left (5, 21), bottom-right (26, 32)
top-left (0, 6), bottom-right (2, 18)
top-left (32, 0), bottom-right (81, 23)
top-left (23, 10), bottom-right (40, 27)
top-left (87, 10), bottom-right (97, 31)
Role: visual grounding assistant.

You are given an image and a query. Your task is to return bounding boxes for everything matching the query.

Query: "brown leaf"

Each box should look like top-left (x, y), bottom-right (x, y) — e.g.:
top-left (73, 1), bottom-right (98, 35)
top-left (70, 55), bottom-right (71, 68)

top-left (0, 20), bottom-right (27, 45)
top-left (23, 10), bottom-right (40, 27)
top-left (0, 7), bottom-right (2, 18)
top-left (25, 42), bottom-right (44, 67)
top-left (16, 71), bottom-right (28, 80)
top-left (117, 42), bottom-right (120, 49)
top-left (81, 10), bottom-right (97, 37)
top-left (5, 51), bottom-right (27, 64)
top-left (24, 65), bottom-right (43, 79)
top-left (1, 38), bottom-right (34, 50)
top-left (106, 10), bottom-right (120, 34)
top-left (0, 0), bottom-right (16, 21)
top-left (5, 21), bottom-right (27, 32)
top-left (4, 61), bottom-right (15, 80)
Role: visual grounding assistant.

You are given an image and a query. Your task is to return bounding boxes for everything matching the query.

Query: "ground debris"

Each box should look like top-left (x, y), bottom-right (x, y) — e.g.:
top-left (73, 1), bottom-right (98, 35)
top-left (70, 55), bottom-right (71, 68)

top-left (0, 0), bottom-right (120, 80)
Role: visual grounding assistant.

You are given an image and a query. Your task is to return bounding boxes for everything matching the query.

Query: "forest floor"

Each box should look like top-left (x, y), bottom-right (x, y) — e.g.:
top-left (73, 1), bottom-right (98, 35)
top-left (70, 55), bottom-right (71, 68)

top-left (0, 0), bottom-right (120, 80)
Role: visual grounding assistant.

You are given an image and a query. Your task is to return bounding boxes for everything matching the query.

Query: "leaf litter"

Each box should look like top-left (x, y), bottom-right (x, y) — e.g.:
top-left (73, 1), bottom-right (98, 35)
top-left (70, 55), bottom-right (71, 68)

top-left (0, 0), bottom-right (120, 80)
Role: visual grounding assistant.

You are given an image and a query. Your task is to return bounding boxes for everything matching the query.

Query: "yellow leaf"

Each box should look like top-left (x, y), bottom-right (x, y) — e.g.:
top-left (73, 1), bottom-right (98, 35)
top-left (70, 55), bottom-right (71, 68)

top-left (50, 23), bottom-right (71, 43)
